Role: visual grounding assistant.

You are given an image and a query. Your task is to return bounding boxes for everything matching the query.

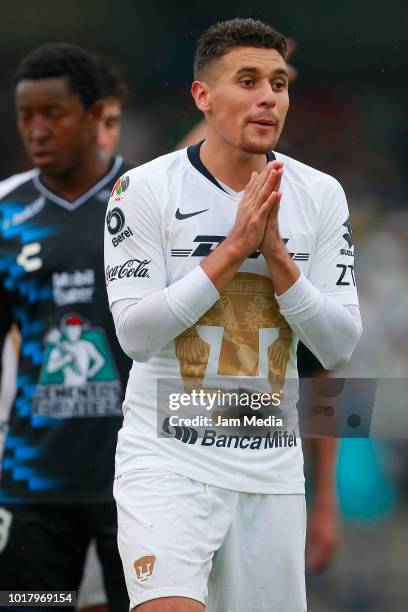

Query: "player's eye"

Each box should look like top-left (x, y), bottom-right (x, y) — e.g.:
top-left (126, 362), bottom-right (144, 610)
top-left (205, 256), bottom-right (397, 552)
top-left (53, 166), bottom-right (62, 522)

top-left (272, 80), bottom-right (287, 91)
top-left (240, 78), bottom-right (255, 88)
top-left (17, 111), bottom-right (32, 122)
top-left (106, 118), bottom-right (120, 128)
top-left (47, 108), bottom-right (65, 119)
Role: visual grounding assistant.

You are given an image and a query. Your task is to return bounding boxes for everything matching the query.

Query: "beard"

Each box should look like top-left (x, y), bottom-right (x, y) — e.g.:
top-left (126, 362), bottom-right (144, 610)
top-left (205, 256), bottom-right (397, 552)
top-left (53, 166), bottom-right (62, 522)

top-left (237, 122), bottom-right (282, 154)
top-left (238, 133), bottom-right (279, 155)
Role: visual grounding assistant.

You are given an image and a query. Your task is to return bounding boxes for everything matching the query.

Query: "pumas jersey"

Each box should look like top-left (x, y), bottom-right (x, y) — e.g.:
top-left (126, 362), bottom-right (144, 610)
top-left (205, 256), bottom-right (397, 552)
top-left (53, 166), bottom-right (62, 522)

top-left (0, 157), bottom-right (132, 503)
top-left (105, 143), bottom-right (359, 494)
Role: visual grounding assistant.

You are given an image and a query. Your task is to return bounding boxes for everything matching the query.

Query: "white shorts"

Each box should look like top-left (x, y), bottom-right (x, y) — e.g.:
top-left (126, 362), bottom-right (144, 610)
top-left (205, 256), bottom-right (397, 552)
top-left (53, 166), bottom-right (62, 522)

top-left (114, 468), bottom-right (307, 611)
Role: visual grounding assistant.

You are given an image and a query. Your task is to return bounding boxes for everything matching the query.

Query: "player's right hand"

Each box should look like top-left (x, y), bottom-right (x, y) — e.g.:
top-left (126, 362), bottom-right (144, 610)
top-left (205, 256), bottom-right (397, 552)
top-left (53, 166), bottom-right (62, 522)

top-left (227, 161), bottom-right (283, 257)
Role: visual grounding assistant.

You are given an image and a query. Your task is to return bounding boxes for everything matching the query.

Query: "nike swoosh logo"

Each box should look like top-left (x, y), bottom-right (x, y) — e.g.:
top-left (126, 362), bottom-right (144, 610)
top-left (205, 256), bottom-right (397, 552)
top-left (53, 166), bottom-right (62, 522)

top-left (175, 208), bottom-right (209, 220)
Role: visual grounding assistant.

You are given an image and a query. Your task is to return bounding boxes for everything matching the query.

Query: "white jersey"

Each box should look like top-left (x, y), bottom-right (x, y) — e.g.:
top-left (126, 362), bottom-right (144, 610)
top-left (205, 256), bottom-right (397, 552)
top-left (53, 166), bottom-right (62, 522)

top-left (104, 144), bottom-right (359, 494)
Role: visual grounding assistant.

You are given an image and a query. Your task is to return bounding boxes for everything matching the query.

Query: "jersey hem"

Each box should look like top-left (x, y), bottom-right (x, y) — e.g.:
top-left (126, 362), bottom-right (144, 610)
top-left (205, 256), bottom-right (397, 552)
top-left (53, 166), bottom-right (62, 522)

top-left (115, 462), bottom-right (305, 495)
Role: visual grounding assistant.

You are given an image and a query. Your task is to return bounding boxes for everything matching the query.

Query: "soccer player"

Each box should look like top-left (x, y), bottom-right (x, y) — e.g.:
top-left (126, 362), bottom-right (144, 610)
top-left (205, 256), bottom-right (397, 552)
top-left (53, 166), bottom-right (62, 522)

top-left (0, 43), bottom-right (131, 610)
top-left (105, 17), bottom-right (362, 612)
top-left (179, 41), bottom-right (340, 576)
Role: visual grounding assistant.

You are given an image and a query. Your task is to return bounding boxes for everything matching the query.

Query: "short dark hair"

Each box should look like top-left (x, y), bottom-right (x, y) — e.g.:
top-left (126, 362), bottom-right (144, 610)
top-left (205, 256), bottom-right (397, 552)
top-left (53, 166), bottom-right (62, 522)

top-left (194, 18), bottom-right (287, 80)
top-left (14, 43), bottom-right (104, 109)
top-left (98, 59), bottom-right (129, 104)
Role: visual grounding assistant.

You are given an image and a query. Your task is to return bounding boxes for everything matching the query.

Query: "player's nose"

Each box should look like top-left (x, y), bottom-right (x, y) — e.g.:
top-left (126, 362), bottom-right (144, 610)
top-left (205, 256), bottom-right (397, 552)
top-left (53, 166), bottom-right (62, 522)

top-left (28, 116), bottom-right (51, 142)
top-left (257, 81), bottom-right (277, 108)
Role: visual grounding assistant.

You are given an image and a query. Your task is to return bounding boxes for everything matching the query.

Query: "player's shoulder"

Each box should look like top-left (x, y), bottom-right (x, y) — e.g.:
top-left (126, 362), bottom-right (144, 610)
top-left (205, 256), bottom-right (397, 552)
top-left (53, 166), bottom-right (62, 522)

top-left (274, 151), bottom-right (343, 196)
top-left (115, 150), bottom-right (188, 204)
top-left (125, 149), bottom-right (186, 182)
top-left (0, 169), bottom-right (37, 200)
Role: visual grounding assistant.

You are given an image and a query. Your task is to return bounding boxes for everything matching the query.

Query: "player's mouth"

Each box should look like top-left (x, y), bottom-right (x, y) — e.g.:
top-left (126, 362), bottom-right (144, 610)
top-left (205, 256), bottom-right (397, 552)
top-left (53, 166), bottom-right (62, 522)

top-left (32, 151), bottom-right (57, 167)
top-left (248, 118), bottom-right (278, 131)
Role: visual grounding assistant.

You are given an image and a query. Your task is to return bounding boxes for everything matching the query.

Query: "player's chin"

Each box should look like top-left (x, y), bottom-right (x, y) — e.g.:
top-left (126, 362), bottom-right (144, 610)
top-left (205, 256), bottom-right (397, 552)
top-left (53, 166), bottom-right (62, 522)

top-left (239, 130), bottom-right (278, 154)
top-left (239, 136), bottom-right (277, 155)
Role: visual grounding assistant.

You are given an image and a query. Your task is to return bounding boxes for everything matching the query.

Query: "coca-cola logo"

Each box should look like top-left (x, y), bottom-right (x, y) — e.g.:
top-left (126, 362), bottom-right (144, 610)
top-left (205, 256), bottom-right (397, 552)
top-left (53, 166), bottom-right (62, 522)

top-left (105, 259), bottom-right (151, 284)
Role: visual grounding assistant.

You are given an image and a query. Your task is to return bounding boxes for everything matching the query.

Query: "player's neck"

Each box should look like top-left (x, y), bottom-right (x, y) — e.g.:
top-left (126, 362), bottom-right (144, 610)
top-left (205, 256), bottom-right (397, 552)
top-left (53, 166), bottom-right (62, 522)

top-left (39, 149), bottom-right (112, 202)
top-left (200, 137), bottom-right (268, 192)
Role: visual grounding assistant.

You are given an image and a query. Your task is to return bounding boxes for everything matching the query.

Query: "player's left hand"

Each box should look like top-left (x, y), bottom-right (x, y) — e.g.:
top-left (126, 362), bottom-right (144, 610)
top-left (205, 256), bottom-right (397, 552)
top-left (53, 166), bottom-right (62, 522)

top-left (305, 502), bottom-right (339, 574)
top-left (259, 160), bottom-right (284, 259)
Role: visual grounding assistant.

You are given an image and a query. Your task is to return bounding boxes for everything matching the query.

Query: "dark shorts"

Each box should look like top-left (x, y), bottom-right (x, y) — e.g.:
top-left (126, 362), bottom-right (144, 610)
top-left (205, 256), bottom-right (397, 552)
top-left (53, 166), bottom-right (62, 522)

top-left (0, 502), bottom-right (128, 611)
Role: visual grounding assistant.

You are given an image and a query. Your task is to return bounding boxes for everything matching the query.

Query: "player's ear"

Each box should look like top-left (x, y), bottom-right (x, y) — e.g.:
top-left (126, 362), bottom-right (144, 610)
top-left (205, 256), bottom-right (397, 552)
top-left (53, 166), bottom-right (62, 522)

top-left (191, 81), bottom-right (212, 113)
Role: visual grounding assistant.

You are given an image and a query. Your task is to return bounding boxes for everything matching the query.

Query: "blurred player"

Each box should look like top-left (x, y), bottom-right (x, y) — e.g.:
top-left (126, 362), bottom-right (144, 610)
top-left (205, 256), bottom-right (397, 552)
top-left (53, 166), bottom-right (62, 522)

top-left (97, 61), bottom-right (129, 158)
top-left (77, 59), bottom-right (130, 612)
top-left (0, 43), bottom-right (131, 611)
top-left (105, 17), bottom-right (362, 612)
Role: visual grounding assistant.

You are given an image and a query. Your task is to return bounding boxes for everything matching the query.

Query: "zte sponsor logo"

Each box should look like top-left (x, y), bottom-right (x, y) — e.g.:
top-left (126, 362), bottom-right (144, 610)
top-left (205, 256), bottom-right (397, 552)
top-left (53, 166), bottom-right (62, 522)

top-left (105, 259), bottom-right (150, 284)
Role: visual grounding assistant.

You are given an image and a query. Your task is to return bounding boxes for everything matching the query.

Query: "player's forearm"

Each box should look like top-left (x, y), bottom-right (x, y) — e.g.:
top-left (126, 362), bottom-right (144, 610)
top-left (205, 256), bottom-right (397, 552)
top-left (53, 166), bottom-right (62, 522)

top-left (310, 437), bottom-right (338, 508)
top-left (111, 265), bottom-right (220, 362)
top-left (276, 275), bottom-right (362, 370)
top-left (200, 237), bottom-right (248, 293)
top-left (263, 240), bottom-right (301, 295)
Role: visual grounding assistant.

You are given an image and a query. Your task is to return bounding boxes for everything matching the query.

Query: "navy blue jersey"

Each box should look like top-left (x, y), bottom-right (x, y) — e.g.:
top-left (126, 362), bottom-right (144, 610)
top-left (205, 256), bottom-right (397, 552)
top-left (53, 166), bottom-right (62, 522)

top-left (0, 157), bottom-right (133, 503)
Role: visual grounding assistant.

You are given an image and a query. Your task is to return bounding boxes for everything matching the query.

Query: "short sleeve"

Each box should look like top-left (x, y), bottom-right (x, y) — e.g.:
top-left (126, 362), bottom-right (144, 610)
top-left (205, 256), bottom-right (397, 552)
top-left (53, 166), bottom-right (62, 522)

top-left (307, 179), bottom-right (359, 306)
top-left (104, 170), bottom-right (166, 307)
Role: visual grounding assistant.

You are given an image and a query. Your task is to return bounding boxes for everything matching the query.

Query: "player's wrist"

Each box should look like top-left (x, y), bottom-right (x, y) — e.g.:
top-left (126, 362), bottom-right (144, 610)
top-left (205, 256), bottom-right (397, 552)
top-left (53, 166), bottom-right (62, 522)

top-left (312, 492), bottom-right (338, 513)
top-left (261, 237), bottom-right (289, 263)
top-left (221, 235), bottom-right (252, 263)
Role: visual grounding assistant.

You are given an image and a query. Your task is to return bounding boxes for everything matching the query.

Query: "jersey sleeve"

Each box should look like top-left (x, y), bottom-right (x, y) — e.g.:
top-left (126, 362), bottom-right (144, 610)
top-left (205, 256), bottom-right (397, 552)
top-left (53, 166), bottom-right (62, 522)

top-left (104, 170), bottom-right (166, 307)
top-left (307, 179), bottom-right (359, 306)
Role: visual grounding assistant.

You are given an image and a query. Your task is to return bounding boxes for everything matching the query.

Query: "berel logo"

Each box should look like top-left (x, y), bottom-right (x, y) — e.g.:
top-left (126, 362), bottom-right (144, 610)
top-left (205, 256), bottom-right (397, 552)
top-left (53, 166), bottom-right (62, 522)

top-left (105, 259), bottom-right (151, 284)
top-left (134, 555), bottom-right (156, 582)
top-left (112, 226), bottom-right (133, 247)
top-left (106, 207), bottom-right (125, 235)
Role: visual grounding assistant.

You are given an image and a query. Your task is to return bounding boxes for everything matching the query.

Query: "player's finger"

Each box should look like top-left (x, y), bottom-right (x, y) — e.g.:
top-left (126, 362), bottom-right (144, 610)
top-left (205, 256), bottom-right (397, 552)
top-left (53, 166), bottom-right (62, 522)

top-left (253, 161), bottom-right (280, 200)
top-left (243, 171), bottom-right (258, 201)
top-left (268, 192), bottom-right (282, 220)
top-left (269, 168), bottom-right (283, 196)
top-left (257, 168), bottom-right (278, 205)
top-left (258, 190), bottom-right (278, 219)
